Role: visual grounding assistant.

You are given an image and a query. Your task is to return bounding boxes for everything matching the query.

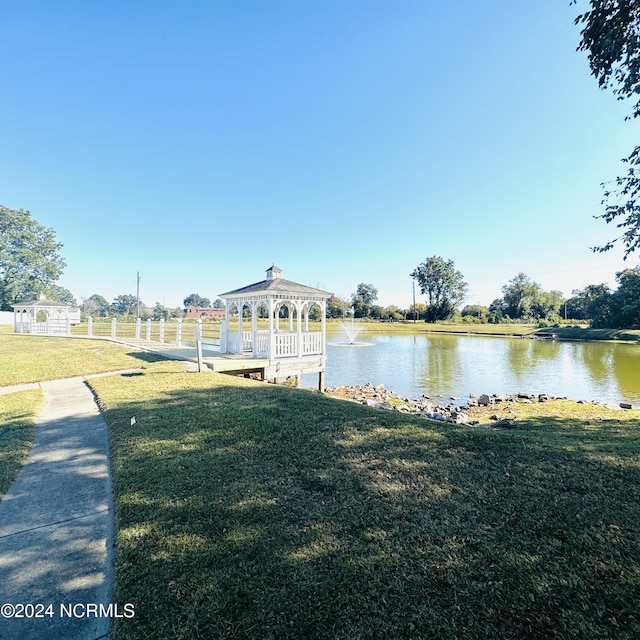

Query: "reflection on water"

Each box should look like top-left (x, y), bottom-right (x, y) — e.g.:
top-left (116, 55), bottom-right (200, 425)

top-left (306, 332), bottom-right (640, 405)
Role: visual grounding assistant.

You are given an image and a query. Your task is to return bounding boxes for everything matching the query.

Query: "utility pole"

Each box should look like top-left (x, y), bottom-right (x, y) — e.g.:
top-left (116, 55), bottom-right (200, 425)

top-left (136, 272), bottom-right (141, 319)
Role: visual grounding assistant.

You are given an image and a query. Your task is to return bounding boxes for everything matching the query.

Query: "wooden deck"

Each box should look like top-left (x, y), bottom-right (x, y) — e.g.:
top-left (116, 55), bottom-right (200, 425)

top-left (109, 339), bottom-right (326, 389)
top-left (203, 354), bottom-right (270, 374)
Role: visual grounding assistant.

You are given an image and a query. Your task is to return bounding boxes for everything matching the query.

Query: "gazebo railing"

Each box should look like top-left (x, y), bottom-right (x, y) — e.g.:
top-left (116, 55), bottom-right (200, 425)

top-left (227, 330), bottom-right (323, 358)
top-left (302, 332), bottom-right (323, 354)
top-left (16, 320), bottom-right (71, 335)
top-left (273, 331), bottom-right (323, 358)
top-left (275, 333), bottom-right (297, 357)
top-left (225, 330), bottom-right (324, 358)
top-left (255, 330), bottom-right (269, 357)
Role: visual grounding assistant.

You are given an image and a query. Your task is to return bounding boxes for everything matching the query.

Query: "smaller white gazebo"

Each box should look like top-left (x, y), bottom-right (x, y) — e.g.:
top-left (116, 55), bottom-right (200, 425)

top-left (219, 265), bottom-right (332, 388)
top-left (12, 293), bottom-right (77, 335)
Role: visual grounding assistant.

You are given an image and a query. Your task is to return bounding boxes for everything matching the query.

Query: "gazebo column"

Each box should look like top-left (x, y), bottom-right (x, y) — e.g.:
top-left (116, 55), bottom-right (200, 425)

top-left (238, 304), bottom-right (244, 353)
top-left (296, 300), bottom-right (303, 358)
top-left (251, 301), bottom-right (257, 357)
top-left (321, 301), bottom-right (327, 355)
top-left (268, 299), bottom-right (275, 359)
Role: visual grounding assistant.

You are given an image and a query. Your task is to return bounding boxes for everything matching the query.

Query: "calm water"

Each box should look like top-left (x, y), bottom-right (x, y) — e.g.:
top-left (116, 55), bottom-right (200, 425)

top-left (304, 331), bottom-right (640, 406)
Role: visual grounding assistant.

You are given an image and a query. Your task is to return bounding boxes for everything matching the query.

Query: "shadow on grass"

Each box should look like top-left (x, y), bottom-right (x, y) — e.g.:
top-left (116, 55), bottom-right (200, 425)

top-left (124, 351), bottom-right (171, 364)
top-left (96, 378), bottom-right (640, 640)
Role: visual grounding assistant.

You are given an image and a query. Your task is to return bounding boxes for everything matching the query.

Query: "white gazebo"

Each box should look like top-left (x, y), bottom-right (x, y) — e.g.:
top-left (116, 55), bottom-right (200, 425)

top-left (12, 293), bottom-right (78, 335)
top-left (219, 265), bottom-right (331, 388)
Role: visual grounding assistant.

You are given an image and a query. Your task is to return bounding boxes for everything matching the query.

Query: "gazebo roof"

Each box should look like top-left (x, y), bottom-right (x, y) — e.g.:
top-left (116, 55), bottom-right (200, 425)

top-left (220, 265), bottom-right (332, 299)
top-left (12, 293), bottom-right (71, 309)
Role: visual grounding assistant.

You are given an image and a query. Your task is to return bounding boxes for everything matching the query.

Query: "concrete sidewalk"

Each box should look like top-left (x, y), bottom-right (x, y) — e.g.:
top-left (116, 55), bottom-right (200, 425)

top-left (0, 378), bottom-right (114, 640)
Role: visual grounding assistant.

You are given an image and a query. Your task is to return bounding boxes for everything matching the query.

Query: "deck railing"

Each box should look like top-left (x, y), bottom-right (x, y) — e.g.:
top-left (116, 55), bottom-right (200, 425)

top-left (225, 330), bottom-right (323, 358)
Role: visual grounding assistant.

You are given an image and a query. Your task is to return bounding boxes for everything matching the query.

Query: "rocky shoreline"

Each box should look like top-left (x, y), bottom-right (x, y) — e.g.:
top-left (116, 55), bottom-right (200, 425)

top-left (324, 383), bottom-right (634, 428)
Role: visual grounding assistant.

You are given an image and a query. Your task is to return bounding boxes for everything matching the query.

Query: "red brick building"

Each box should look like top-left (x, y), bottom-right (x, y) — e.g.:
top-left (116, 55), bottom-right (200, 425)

top-left (185, 305), bottom-right (225, 320)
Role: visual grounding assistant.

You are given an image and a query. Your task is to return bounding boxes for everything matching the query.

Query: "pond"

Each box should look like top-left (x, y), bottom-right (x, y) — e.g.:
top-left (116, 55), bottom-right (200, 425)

top-left (304, 331), bottom-right (640, 406)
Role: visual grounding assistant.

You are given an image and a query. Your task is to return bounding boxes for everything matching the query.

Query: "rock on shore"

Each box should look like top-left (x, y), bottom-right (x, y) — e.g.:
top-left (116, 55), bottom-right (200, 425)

top-left (324, 383), bottom-right (473, 425)
top-left (323, 385), bottom-right (633, 427)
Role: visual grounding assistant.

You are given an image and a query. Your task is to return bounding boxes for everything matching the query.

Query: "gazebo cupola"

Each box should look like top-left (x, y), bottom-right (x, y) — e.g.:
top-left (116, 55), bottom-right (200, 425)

top-left (266, 264), bottom-right (282, 280)
top-left (218, 265), bottom-right (332, 387)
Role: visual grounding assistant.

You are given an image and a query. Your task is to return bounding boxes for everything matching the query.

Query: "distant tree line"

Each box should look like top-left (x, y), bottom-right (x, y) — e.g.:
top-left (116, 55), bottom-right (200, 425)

top-left (407, 257), bottom-right (640, 329)
top-left (2, 205), bottom-right (639, 329)
top-left (82, 262), bottom-right (640, 329)
top-left (79, 293), bottom-right (225, 321)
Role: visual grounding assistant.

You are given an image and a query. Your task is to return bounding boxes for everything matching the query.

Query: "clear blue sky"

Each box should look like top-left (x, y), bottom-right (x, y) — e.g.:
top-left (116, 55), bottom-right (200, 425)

top-left (2, 1), bottom-right (638, 310)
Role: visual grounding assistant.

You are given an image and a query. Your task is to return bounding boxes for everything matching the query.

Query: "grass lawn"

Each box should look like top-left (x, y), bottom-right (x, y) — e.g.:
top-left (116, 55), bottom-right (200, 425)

top-left (0, 334), bottom-right (166, 386)
top-left (0, 389), bottom-right (43, 498)
top-left (89, 362), bottom-right (640, 640)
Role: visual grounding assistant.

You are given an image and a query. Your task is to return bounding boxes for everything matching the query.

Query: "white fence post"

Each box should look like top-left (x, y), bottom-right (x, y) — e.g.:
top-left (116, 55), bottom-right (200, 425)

top-left (135, 318), bottom-right (141, 339)
top-left (176, 319), bottom-right (182, 346)
top-left (194, 321), bottom-right (204, 372)
top-left (146, 319), bottom-right (152, 341)
top-left (88, 316), bottom-right (93, 337)
top-left (220, 322), bottom-right (227, 353)
top-left (111, 318), bottom-right (117, 338)
top-left (159, 319), bottom-right (165, 343)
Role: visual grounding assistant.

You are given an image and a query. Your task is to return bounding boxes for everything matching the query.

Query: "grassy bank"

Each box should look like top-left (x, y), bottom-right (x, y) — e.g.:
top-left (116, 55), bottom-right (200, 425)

top-left (546, 326), bottom-right (640, 342)
top-left (329, 320), bottom-right (640, 342)
top-left (0, 389), bottom-right (43, 497)
top-left (89, 362), bottom-right (640, 640)
top-left (328, 319), bottom-right (538, 337)
top-left (0, 334), bottom-right (166, 386)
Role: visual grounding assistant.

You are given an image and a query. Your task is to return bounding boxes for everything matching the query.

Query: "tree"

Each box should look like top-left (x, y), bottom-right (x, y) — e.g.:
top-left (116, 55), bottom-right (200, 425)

top-left (384, 305), bottom-right (404, 321)
top-left (501, 273), bottom-right (545, 321)
top-left (184, 293), bottom-right (211, 308)
top-left (111, 294), bottom-right (139, 317)
top-left (532, 290), bottom-right (564, 322)
top-left (351, 283), bottom-right (378, 318)
top-left (575, 1), bottom-right (640, 256)
top-left (82, 294), bottom-right (110, 317)
top-left (370, 304), bottom-right (385, 320)
top-left (153, 302), bottom-right (170, 321)
top-left (612, 265), bottom-right (640, 326)
top-left (461, 304), bottom-right (490, 322)
top-left (488, 298), bottom-right (508, 323)
top-left (570, 283), bottom-right (614, 327)
top-left (327, 295), bottom-right (348, 319)
top-left (47, 285), bottom-right (77, 307)
top-left (407, 302), bottom-right (426, 321)
top-left (564, 290), bottom-right (590, 320)
top-left (410, 256), bottom-right (468, 322)
top-left (0, 205), bottom-right (66, 310)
